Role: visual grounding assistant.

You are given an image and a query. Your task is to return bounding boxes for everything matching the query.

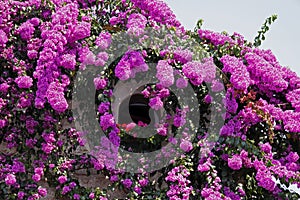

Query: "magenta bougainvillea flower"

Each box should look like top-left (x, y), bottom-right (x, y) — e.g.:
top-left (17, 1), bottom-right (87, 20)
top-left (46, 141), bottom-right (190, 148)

top-left (0, 0), bottom-right (299, 199)
top-left (228, 154), bottom-right (243, 170)
top-left (15, 76), bottom-right (33, 89)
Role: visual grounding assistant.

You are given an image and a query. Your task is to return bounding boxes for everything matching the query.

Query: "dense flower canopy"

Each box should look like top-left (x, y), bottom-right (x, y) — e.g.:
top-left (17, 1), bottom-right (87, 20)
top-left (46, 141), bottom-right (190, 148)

top-left (0, 0), bottom-right (299, 199)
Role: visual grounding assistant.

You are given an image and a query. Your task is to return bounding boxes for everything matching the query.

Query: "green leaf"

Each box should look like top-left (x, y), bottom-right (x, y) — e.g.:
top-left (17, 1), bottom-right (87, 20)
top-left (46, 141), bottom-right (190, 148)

top-left (253, 14), bottom-right (278, 47)
top-left (194, 19), bottom-right (204, 32)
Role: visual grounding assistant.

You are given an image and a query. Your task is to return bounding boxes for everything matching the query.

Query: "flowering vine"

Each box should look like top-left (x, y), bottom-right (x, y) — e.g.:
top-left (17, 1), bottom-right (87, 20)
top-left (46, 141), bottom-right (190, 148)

top-left (0, 0), bottom-right (299, 199)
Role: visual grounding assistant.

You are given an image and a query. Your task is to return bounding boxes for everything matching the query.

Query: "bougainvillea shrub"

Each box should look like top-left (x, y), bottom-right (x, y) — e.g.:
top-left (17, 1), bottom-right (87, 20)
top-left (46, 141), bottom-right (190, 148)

top-left (0, 0), bottom-right (299, 199)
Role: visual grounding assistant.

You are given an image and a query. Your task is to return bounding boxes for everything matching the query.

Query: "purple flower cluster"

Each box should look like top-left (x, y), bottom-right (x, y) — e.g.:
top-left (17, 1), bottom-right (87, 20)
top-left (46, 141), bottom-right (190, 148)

top-left (0, 98), bottom-right (5, 109)
top-left (34, 2), bottom-right (81, 109)
top-left (95, 32), bottom-right (112, 50)
top-left (46, 81), bottom-right (68, 113)
top-left (260, 142), bottom-right (272, 154)
top-left (91, 135), bottom-right (119, 170)
top-left (245, 52), bottom-right (288, 92)
top-left (251, 144), bottom-right (300, 193)
top-left (173, 107), bottom-right (188, 127)
top-left (58, 175), bottom-right (67, 184)
top-left (96, 52), bottom-right (109, 67)
top-left (25, 117), bottom-right (37, 134)
top-left (165, 166), bottom-right (193, 199)
top-left (156, 123), bottom-right (168, 136)
top-left (60, 54), bottom-right (76, 70)
top-left (182, 58), bottom-right (216, 86)
top-left (79, 47), bottom-right (109, 68)
top-left (94, 77), bottom-right (107, 90)
top-left (223, 88), bottom-right (238, 115)
top-left (220, 105), bottom-right (262, 141)
top-left (126, 13), bottom-right (147, 36)
top-left (176, 77), bottom-right (188, 89)
top-left (173, 48), bottom-right (193, 64)
top-left (257, 99), bottom-right (300, 133)
top-left (26, 37), bottom-right (41, 59)
top-left (31, 167), bottom-right (44, 183)
top-left (122, 179), bottom-right (133, 189)
top-left (224, 187), bottom-right (243, 200)
top-left (130, 0), bottom-right (181, 27)
top-left (220, 55), bottom-right (250, 91)
top-left (201, 169), bottom-right (229, 200)
top-left (15, 75), bottom-right (33, 89)
top-left (0, 82), bottom-right (9, 93)
top-left (17, 20), bottom-right (36, 41)
top-left (100, 113), bottom-right (115, 131)
top-left (282, 111), bottom-right (300, 133)
top-left (149, 96), bottom-right (163, 110)
top-left (254, 162), bottom-right (277, 192)
top-left (98, 102), bottom-right (110, 114)
top-left (68, 21), bottom-right (91, 42)
top-left (5, 174), bottom-right (16, 185)
top-left (281, 66), bottom-right (300, 90)
top-left (197, 157), bottom-right (211, 172)
top-left (228, 154), bottom-right (243, 170)
top-left (286, 89), bottom-right (300, 112)
top-left (1, 159), bottom-right (26, 188)
top-left (198, 29), bottom-right (235, 46)
top-left (180, 139), bottom-right (193, 152)
top-left (115, 51), bottom-right (148, 80)
top-left (0, 29), bottom-right (8, 47)
top-left (286, 152), bottom-right (299, 163)
top-left (211, 79), bottom-right (224, 92)
top-left (220, 119), bottom-right (240, 137)
top-left (156, 60), bottom-right (174, 87)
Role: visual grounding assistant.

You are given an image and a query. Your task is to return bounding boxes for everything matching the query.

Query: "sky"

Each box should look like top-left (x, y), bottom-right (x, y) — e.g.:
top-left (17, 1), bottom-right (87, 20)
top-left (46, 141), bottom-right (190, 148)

top-left (164, 0), bottom-right (300, 76)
